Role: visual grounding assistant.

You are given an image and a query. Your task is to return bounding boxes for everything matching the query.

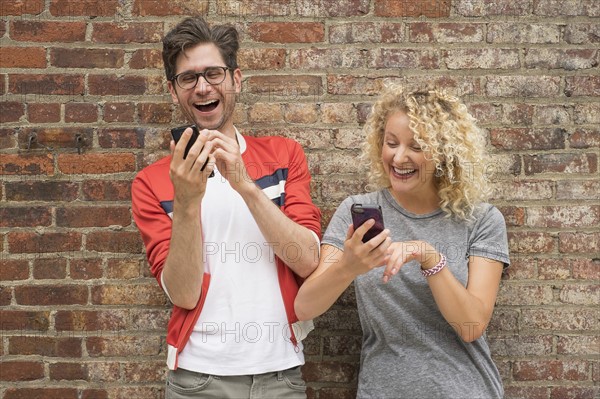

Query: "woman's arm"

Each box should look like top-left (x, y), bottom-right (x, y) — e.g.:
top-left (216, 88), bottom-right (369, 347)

top-left (384, 241), bottom-right (504, 342)
top-left (294, 221), bottom-right (391, 321)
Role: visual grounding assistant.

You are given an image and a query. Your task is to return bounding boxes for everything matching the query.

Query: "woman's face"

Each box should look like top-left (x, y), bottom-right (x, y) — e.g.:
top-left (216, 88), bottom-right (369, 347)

top-left (381, 110), bottom-right (438, 204)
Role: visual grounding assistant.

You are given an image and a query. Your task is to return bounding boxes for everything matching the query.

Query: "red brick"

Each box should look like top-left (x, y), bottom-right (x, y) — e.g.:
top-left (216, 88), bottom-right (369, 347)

top-left (502, 103), bottom-right (534, 124)
top-left (570, 128), bottom-right (600, 149)
top-left (302, 361), bottom-right (358, 383)
top-left (88, 75), bottom-right (148, 96)
top-left (15, 285), bottom-right (87, 306)
top-left (370, 48), bottom-right (439, 69)
top-left (10, 21), bottom-right (86, 42)
top-left (574, 103), bottom-right (600, 124)
top-left (81, 179), bottom-right (132, 201)
top-left (558, 335), bottom-right (600, 355)
top-left (323, 335), bottom-right (362, 357)
top-left (107, 258), bottom-right (143, 279)
top-left (133, 0), bottom-right (209, 16)
top-left (409, 22), bottom-right (483, 43)
top-left (8, 231), bottom-right (81, 253)
top-left (491, 128), bottom-right (566, 150)
top-left (0, 361), bottom-right (44, 381)
top-left (559, 232), bottom-right (599, 254)
top-left (375, 0), bottom-right (449, 17)
top-left (487, 23), bottom-right (561, 43)
top-left (497, 206), bottom-right (525, 227)
top-left (81, 389), bottom-right (108, 399)
top-left (522, 308), bottom-right (598, 331)
top-left (0, 154), bottom-right (54, 175)
top-left (0, 102), bottom-right (25, 123)
top-left (9, 74), bottom-right (84, 95)
top-left (0, 20), bottom-right (4, 37)
top-left (86, 335), bottom-right (162, 357)
top-left (0, 128), bottom-right (16, 149)
top-left (251, 127), bottom-right (330, 150)
top-left (27, 103), bottom-right (61, 123)
top-left (92, 22), bottom-right (162, 43)
top-left (18, 127), bottom-right (93, 150)
top-left (444, 48), bottom-right (519, 69)
top-left (0, 73), bottom-right (5, 95)
top-left (248, 22), bottom-right (324, 43)
top-left (139, 103), bottom-right (173, 124)
top-left (559, 284), bottom-right (599, 305)
top-left (507, 232), bottom-right (555, 254)
top-left (129, 49), bottom-right (163, 69)
top-left (91, 283), bottom-right (165, 306)
top-left (526, 49), bottom-right (598, 70)
top-left (0, 47), bottom-right (46, 68)
top-left (491, 179), bottom-right (553, 201)
top-left (0, 0), bottom-right (44, 15)
top-left (551, 387), bottom-right (599, 399)
top-left (533, 0), bottom-right (594, 16)
top-left (532, 104), bottom-right (571, 125)
top-left (0, 259), bottom-right (29, 281)
top-left (0, 206), bottom-right (51, 227)
top-left (86, 231), bottom-right (143, 253)
top-left (497, 284), bottom-right (553, 306)
top-left (55, 310), bottom-right (128, 331)
top-left (0, 286), bottom-right (11, 306)
top-left (503, 386), bottom-right (550, 399)
top-left (216, 0), bottom-right (291, 17)
top-left (565, 23), bottom-right (600, 44)
top-left (48, 362), bottom-right (87, 380)
top-left (65, 103), bottom-right (98, 123)
top-left (56, 206), bottom-right (130, 228)
top-left (58, 153), bottom-right (136, 174)
top-left (565, 75), bottom-right (600, 96)
top-left (9, 336), bottom-right (82, 357)
top-left (313, 387), bottom-right (357, 399)
top-left (123, 361), bottom-right (166, 382)
top-left (49, 0), bottom-right (118, 16)
top-left (50, 48), bottom-right (124, 68)
top-left (538, 258), bottom-right (572, 280)
top-left (486, 75), bottom-right (561, 97)
top-left (527, 205), bottom-right (600, 228)
top-left (0, 310), bottom-right (49, 331)
top-left (330, 22), bottom-right (405, 44)
top-left (5, 181), bottom-right (79, 201)
top-left (489, 335), bottom-right (553, 357)
top-left (572, 258), bottom-right (600, 279)
top-left (524, 153), bottom-right (597, 175)
top-left (455, 0), bottom-right (529, 16)
top-left (103, 102), bottom-right (135, 122)
top-left (239, 48), bottom-right (286, 70)
top-left (4, 389), bottom-right (78, 399)
top-left (514, 360), bottom-right (589, 381)
top-left (70, 258), bottom-right (104, 280)
top-left (247, 75), bottom-right (323, 97)
top-left (33, 258), bottom-right (68, 279)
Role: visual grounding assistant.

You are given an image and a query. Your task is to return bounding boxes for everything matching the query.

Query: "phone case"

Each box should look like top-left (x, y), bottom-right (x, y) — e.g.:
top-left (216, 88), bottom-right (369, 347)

top-left (170, 125), bottom-right (214, 177)
top-left (351, 203), bottom-right (385, 243)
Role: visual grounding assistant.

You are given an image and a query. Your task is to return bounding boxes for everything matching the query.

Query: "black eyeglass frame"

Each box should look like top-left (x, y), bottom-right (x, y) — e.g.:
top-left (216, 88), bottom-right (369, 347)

top-left (171, 66), bottom-right (232, 89)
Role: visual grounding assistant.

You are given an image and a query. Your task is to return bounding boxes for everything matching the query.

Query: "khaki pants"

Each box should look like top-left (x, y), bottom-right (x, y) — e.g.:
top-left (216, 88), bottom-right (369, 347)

top-left (165, 366), bottom-right (307, 399)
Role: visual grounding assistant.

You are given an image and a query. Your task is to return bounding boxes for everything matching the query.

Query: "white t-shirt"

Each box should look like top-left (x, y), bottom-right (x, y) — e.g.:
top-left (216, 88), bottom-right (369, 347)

top-left (177, 139), bottom-right (304, 375)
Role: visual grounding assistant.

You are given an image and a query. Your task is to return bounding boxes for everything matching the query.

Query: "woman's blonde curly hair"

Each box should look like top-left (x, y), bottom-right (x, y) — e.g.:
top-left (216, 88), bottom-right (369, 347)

top-left (362, 85), bottom-right (491, 220)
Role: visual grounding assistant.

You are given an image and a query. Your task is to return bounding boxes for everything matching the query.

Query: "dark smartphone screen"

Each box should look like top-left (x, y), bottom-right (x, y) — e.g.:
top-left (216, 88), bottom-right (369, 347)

top-left (170, 125), bottom-right (214, 177)
top-left (351, 203), bottom-right (385, 243)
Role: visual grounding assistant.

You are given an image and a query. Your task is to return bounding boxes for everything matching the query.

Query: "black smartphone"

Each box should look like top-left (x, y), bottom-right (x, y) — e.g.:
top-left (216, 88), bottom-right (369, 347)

top-left (170, 125), bottom-right (214, 177)
top-left (351, 203), bottom-right (385, 243)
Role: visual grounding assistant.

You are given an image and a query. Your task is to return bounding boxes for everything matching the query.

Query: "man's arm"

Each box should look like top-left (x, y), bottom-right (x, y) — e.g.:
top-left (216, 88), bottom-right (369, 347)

top-left (208, 130), bottom-right (320, 277)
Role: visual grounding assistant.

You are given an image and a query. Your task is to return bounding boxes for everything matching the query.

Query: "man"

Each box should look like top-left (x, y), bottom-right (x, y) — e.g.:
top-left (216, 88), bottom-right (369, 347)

top-left (131, 17), bottom-right (321, 398)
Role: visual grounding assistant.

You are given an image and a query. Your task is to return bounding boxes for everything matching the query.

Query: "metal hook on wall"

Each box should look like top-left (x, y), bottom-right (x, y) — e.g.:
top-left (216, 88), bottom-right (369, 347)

top-left (75, 134), bottom-right (84, 154)
top-left (26, 132), bottom-right (53, 151)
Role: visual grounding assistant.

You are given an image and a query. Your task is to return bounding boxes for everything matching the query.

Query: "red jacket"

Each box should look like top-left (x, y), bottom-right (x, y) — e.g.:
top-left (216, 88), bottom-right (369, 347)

top-left (131, 134), bottom-right (321, 369)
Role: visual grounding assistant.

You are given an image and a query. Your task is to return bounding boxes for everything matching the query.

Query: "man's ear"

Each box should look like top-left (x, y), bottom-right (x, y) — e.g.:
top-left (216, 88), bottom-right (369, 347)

top-left (167, 80), bottom-right (179, 104)
top-left (233, 68), bottom-right (242, 94)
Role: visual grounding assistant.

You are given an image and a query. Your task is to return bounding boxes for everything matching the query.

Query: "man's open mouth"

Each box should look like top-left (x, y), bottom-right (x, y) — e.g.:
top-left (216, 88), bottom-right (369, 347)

top-left (194, 99), bottom-right (219, 112)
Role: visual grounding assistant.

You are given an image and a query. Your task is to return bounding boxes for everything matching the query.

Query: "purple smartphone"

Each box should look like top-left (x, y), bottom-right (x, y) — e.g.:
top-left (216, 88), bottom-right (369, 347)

top-left (351, 203), bottom-right (385, 243)
top-left (171, 125), bottom-right (214, 177)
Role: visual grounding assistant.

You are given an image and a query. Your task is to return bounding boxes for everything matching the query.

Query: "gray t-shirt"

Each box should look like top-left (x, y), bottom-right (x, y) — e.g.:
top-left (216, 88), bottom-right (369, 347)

top-left (322, 189), bottom-right (510, 399)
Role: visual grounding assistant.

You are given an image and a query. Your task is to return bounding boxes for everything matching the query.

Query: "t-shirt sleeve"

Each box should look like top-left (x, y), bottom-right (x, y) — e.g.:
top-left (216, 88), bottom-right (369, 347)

top-left (322, 196), bottom-right (355, 250)
top-left (468, 205), bottom-right (510, 268)
top-left (282, 140), bottom-right (322, 241)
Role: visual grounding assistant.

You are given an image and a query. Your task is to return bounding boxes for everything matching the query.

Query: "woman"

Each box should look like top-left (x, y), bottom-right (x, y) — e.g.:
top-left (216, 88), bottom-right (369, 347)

top-left (295, 87), bottom-right (509, 398)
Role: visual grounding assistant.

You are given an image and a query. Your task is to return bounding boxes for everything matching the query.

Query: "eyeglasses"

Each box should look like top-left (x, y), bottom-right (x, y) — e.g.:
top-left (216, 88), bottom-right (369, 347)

top-left (171, 66), bottom-right (231, 89)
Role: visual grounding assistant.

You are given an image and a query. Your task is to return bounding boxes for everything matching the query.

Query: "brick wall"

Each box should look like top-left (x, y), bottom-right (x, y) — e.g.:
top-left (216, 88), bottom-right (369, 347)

top-left (1, 0), bottom-right (598, 398)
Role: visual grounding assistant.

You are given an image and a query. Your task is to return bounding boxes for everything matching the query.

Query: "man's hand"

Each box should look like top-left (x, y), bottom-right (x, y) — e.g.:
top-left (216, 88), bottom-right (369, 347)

top-left (169, 127), bottom-right (215, 206)
top-left (203, 129), bottom-right (254, 194)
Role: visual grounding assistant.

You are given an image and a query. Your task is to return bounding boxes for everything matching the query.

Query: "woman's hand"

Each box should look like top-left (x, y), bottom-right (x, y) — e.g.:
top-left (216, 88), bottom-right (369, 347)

top-left (382, 240), bottom-right (441, 283)
top-left (339, 220), bottom-right (392, 280)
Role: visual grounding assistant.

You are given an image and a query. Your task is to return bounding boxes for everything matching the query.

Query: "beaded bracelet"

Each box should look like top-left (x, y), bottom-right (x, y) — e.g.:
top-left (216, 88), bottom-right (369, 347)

top-left (421, 254), bottom-right (447, 278)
